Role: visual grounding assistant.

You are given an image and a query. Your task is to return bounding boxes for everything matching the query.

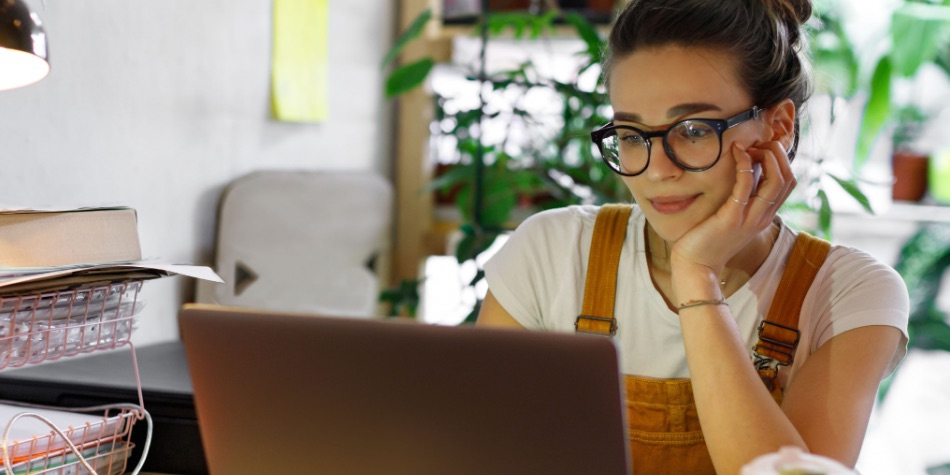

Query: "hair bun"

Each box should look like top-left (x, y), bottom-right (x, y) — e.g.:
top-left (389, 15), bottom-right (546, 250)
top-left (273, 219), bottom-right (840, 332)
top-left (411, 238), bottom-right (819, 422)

top-left (767, 0), bottom-right (813, 44)
top-left (789, 0), bottom-right (813, 25)
top-left (765, 0), bottom-right (810, 24)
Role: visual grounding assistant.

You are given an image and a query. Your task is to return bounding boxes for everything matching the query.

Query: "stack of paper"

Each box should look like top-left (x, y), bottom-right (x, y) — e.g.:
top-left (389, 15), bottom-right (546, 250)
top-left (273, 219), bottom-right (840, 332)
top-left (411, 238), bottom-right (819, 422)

top-left (0, 261), bottom-right (222, 296)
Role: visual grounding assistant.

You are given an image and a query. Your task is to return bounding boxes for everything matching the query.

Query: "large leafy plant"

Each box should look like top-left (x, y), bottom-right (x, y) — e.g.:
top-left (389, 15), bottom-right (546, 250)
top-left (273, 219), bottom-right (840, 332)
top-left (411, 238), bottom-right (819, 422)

top-left (381, 8), bottom-right (624, 320)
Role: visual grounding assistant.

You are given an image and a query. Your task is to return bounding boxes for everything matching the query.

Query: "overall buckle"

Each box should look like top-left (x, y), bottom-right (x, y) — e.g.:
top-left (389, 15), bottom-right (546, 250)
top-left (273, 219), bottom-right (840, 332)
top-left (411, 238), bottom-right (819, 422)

top-left (753, 320), bottom-right (800, 366)
top-left (574, 315), bottom-right (617, 336)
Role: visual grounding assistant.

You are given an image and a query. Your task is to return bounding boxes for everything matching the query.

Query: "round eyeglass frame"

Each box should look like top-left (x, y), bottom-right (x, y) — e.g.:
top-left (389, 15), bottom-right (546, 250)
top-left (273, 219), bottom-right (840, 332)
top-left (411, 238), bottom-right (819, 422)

top-left (590, 106), bottom-right (762, 177)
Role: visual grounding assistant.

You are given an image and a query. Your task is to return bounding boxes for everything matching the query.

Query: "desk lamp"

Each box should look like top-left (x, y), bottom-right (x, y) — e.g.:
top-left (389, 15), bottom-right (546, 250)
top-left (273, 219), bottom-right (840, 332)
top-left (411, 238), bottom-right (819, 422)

top-left (0, 0), bottom-right (48, 90)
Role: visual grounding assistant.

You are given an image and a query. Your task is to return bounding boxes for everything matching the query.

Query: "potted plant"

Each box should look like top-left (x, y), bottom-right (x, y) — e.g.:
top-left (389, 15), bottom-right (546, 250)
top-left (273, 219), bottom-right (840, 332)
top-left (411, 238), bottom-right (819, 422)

top-left (890, 106), bottom-right (929, 202)
top-left (817, 0), bottom-right (950, 173)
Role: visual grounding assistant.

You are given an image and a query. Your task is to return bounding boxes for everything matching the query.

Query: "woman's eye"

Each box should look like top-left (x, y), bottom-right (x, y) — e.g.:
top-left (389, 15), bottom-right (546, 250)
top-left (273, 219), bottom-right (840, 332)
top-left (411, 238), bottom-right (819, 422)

top-left (676, 123), bottom-right (713, 140)
top-left (619, 133), bottom-right (645, 145)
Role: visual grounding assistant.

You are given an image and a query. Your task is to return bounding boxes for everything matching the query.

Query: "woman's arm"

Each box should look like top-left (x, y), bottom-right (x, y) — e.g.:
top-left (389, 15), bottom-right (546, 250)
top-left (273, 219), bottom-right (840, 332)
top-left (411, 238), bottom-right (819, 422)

top-left (476, 290), bottom-right (527, 329)
top-left (674, 265), bottom-right (902, 473)
top-left (781, 325), bottom-right (903, 465)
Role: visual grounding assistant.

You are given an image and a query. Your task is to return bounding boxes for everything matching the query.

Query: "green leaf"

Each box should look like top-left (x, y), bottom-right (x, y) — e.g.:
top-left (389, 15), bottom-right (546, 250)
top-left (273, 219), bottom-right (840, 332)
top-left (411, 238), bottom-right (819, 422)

top-left (811, 17), bottom-right (860, 96)
top-left (894, 223), bottom-right (950, 321)
top-left (895, 2), bottom-right (950, 22)
top-left (854, 57), bottom-right (892, 170)
top-left (469, 269), bottom-right (485, 287)
top-left (564, 13), bottom-right (604, 62)
top-left (779, 200), bottom-right (813, 214)
top-left (462, 301), bottom-right (482, 325)
top-left (455, 186), bottom-right (473, 223)
top-left (455, 232), bottom-right (476, 262)
top-left (817, 188), bottom-right (831, 239)
top-left (381, 9), bottom-right (432, 69)
top-left (890, 6), bottom-right (950, 78)
top-left (378, 278), bottom-right (423, 317)
top-left (385, 58), bottom-right (435, 98)
top-left (487, 12), bottom-right (529, 38)
top-left (535, 11), bottom-right (559, 38)
top-left (908, 318), bottom-right (950, 351)
top-left (479, 176), bottom-right (517, 228)
top-left (423, 163), bottom-right (472, 193)
top-left (828, 173), bottom-right (875, 214)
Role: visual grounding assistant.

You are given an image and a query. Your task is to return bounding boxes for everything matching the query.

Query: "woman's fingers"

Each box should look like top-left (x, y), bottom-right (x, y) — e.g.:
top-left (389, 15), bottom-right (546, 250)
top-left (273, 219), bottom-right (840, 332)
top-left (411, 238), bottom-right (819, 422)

top-left (730, 143), bottom-right (757, 209)
top-left (739, 141), bottom-right (794, 228)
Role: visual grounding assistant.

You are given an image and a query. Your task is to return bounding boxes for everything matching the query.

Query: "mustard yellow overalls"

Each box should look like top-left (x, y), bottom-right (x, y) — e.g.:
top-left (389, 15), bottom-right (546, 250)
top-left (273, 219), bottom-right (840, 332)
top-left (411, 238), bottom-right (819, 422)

top-left (574, 204), bottom-right (830, 474)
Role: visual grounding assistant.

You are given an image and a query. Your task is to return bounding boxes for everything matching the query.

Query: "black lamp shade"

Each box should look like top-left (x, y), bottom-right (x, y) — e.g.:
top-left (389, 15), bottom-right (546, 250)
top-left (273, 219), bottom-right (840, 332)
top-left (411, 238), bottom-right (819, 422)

top-left (0, 0), bottom-right (49, 90)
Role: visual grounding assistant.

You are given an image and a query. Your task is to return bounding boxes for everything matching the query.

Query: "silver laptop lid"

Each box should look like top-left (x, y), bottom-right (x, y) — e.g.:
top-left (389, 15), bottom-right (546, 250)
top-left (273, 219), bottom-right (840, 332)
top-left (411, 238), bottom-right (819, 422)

top-left (180, 303), bottom-right (629, 475)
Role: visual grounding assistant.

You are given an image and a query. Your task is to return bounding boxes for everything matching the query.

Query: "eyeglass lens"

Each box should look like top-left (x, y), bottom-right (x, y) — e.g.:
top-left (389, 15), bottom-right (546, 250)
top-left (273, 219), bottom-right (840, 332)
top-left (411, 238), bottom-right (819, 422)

top-left (600, 120), bottom-right (721, 175)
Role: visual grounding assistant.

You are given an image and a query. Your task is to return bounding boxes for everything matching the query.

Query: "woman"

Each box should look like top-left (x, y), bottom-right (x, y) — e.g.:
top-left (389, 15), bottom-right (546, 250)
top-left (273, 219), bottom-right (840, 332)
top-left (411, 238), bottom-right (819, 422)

top-left (476, 0), bottom-right (909, 473)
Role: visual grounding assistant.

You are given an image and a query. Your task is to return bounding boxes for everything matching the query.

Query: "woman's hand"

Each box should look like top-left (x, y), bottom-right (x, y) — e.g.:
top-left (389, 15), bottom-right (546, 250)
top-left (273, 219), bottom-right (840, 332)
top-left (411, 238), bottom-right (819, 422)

top-left (669, 140), bottom-right (796, 280)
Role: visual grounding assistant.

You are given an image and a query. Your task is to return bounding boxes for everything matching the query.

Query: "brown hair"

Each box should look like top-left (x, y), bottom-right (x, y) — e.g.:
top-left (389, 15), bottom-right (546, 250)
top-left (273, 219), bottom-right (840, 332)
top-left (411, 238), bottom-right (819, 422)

top-left (602, 0), bottom-right (813, 158)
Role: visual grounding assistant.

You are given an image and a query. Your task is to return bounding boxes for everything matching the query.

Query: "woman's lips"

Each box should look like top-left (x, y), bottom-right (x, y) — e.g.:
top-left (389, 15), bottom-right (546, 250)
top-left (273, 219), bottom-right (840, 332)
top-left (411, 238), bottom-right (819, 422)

top-left (649, 195), bottom-right (699, 214)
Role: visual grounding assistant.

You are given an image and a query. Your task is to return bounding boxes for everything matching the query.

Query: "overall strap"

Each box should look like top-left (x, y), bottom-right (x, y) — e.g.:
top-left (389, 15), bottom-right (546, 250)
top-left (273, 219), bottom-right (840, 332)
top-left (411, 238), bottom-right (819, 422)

top-left (754, 231), bottom-right (831, 390)
top-left (575, 204), bottom-right (633, 336)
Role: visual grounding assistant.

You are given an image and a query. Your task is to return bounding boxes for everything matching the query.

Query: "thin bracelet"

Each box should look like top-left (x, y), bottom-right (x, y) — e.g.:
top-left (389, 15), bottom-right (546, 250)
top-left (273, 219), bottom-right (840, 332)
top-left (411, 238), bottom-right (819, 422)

top-left (677, 299), bottom-right (728, 312)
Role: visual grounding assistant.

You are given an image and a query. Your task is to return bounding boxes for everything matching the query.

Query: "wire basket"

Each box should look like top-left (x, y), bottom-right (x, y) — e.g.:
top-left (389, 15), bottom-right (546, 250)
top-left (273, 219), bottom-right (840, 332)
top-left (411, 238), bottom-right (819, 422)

top-left (0, 404), bottom-right (140, 475)
top-left (0, 281), bottom-right (151, 474)
top-left (0, 282), bottom-right (143, 370)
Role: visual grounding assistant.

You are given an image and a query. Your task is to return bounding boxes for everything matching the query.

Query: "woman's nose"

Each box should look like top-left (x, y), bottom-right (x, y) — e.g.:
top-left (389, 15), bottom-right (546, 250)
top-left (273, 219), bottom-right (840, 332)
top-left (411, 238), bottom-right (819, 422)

top-left (644, 139), bottom-right (683, 182)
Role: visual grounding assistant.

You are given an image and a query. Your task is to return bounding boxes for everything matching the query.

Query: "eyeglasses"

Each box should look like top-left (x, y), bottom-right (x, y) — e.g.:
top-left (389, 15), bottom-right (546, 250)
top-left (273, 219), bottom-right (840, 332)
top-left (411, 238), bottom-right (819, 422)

top-left (590, 107), bottom-right (762, 177)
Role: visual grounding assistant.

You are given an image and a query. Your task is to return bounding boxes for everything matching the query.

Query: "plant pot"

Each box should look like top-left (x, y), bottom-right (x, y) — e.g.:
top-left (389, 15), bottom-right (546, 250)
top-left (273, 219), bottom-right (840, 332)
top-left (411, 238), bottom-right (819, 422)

top-left (892, 151), bottom-right (929, 202)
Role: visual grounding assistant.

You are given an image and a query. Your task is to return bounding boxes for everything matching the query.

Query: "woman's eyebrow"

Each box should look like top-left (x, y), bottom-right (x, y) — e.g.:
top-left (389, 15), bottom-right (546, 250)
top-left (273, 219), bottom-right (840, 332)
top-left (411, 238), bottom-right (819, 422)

top-left (667, 103), bottom-right (721, 118)
top-left (613, 103), bottom-right (723, 124)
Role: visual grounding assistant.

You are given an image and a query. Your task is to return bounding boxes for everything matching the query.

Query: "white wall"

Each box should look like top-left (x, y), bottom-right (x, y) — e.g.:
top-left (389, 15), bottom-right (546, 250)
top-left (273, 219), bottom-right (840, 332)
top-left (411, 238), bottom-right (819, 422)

top-left (0, 0), bottom-right (394, 345)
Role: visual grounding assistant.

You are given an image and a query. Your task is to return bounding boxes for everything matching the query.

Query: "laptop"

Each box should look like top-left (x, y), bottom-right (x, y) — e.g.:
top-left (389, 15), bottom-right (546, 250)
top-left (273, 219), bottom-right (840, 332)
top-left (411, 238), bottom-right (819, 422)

top-left (179, 303), bottom-right (629, 475)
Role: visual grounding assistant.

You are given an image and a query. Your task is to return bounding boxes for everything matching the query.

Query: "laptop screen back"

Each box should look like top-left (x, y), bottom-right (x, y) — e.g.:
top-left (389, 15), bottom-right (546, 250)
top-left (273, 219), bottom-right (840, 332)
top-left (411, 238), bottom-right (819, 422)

top-left (179, 304), bottom-right (629, 475)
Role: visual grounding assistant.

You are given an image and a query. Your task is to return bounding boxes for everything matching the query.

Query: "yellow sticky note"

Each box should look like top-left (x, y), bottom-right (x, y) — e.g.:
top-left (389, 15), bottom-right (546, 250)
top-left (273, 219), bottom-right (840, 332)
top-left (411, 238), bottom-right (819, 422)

top-left (271, 0), bottom-right (329, 122)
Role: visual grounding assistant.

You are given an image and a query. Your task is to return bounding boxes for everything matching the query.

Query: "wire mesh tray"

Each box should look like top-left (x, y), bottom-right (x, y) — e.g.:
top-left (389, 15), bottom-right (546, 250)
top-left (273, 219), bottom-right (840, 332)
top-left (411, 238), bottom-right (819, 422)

top-left (0, 404), bottom-right (143, 475)
top-left (0, 282), bottom-right (143, 370)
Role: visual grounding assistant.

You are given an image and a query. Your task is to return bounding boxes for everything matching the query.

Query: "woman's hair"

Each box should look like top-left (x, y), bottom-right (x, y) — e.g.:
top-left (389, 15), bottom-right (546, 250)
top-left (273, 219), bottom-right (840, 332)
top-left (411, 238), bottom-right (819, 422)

top-left (603, 0), bottom-right (813, 159)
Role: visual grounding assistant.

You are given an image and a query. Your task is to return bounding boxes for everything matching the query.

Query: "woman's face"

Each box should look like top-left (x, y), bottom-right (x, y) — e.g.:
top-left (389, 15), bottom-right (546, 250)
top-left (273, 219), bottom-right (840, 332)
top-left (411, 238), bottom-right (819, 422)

top-left (608, 45), bottom-right (767, 243)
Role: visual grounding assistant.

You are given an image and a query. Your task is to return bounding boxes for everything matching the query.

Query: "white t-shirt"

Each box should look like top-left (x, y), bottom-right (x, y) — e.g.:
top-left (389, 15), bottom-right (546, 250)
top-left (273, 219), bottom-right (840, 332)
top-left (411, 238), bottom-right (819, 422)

top-left (484, 205), bottom-right (909, 388)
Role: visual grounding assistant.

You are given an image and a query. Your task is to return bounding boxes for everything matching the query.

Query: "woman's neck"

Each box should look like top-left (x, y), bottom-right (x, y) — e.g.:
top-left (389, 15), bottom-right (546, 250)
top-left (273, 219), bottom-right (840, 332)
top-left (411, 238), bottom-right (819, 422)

top-left (644, 221), bottom-right (780, 296)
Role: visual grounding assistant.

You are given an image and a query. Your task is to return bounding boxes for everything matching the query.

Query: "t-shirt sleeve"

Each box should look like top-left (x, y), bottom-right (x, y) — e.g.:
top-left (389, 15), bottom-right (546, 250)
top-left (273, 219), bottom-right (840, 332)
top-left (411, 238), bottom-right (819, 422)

top-left (483, 208), bottom-right (576, 329)
top-left (806, 247), bottom-right (910, 377)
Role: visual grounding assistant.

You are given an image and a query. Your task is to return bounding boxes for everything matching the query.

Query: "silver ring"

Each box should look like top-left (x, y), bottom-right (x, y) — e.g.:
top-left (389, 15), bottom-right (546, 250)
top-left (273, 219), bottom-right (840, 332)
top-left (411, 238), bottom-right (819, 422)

top-left (737, 169), bottom-right (755, 173)
top-left (731, 196), bottom-right (748, 205)
top-left (753, 195), bottom-right (777, 205)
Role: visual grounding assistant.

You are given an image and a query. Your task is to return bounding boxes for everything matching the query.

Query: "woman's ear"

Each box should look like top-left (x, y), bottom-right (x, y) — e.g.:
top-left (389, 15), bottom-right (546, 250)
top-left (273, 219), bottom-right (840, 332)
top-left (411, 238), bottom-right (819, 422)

top-left (765, 99), bottom-right (796, 151)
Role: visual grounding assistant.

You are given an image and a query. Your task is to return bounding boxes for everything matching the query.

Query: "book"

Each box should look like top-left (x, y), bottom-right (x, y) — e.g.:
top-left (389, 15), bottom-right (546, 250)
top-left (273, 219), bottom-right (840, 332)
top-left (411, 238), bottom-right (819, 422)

top-left (0, 208), bottom-right (141, 268)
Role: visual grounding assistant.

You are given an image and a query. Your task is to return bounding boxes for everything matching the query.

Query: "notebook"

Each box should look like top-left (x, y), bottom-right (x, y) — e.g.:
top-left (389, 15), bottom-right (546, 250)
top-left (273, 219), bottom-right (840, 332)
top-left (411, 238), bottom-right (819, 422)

top-left (179, 303), bottom-right (629, 475)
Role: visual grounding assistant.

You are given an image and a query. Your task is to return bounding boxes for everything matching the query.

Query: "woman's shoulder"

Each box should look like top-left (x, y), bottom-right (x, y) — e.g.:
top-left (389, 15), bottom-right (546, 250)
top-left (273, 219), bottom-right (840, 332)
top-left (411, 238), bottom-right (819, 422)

top-left (510, 205), bottom-right (583, 237)
top-left (503, 203), bottom-right (641, 255)
top-left (518, 203), bottom-right (640, 231)
top-left (780, 227), bottom-right (902, 284)
top-left (770, 226), bottom-right (907, 302)
top-left (520, 204), bottom-right (599, 226)
top-left (823, 241), bottom-right (904, 286)
top-left (805, 236), bottom-right (909, 315)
